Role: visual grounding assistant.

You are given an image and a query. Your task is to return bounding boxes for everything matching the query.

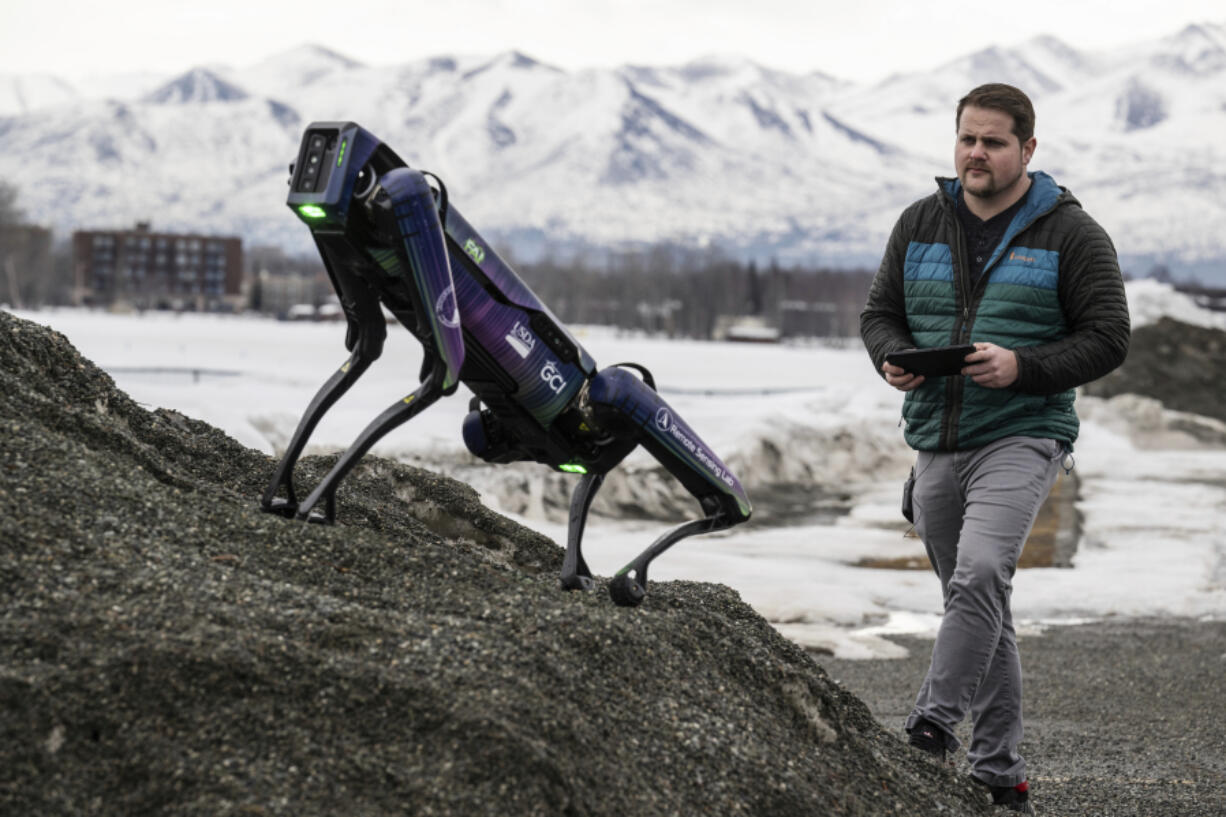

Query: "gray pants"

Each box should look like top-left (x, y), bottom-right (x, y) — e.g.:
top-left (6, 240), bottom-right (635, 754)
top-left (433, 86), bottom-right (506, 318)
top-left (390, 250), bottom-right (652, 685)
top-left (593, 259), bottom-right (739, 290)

top-left (904, 435), bottom-right (1063, 787)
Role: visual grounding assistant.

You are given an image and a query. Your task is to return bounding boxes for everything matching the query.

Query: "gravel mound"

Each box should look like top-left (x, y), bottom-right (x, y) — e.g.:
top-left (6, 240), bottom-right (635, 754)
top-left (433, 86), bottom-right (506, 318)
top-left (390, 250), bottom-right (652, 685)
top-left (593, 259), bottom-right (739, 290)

top-left (0, 310), bottom-right (995, 816)
top-left (1084, 316), bottom-right (1226, 424)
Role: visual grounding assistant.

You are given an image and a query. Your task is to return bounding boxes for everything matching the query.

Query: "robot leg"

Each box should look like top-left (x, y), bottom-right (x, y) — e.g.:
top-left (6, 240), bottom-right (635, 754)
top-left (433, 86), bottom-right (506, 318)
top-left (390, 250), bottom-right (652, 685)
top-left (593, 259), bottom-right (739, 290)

top-left (293, 355), bottom-right (449, 523)
top-left (585, 366), bottom-right (752, 606)
top-left (261, 270), bottom-right (387, 518)
top-left (560, 471), bottom-right (604, 591)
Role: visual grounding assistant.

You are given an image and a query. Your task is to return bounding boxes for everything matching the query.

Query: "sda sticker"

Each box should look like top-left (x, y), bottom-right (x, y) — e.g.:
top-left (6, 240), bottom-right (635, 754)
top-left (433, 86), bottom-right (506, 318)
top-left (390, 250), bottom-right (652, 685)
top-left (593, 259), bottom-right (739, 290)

top-left (505, 321), bottom-right (536, 359)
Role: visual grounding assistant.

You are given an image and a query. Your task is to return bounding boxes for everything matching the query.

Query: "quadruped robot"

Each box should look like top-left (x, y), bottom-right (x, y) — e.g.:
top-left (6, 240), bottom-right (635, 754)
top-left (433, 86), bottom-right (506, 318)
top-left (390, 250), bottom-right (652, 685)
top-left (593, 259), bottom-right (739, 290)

top-left (260, 122), bottom-right (752, 606)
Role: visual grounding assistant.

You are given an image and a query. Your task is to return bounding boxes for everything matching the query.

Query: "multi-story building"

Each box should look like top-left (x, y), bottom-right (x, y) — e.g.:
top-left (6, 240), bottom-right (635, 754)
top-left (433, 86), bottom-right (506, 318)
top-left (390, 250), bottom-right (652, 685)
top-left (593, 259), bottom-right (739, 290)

top-left (72, 223), bottom-right (243, 310)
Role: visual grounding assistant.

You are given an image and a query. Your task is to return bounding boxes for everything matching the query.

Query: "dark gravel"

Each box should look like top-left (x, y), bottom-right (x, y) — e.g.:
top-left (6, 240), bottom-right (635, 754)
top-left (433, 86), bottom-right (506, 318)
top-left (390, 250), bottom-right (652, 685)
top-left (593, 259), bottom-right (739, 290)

top-left (823, 619), bottom-right (1226, 816)
top-left (1084, 316), bottom-right (1226, 424)
top-left (0, 308), bottom-right (1002, 816)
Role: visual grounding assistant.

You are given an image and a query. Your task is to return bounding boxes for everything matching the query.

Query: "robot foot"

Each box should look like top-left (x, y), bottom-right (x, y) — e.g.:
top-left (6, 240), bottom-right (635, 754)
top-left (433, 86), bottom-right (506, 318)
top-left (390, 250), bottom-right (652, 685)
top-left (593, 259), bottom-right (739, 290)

top-left (261, 497), bottom-right (299, 519)
top-left (608, 572), bottom-right (646, 607)
top-left (559, 573), bottom-right (596, 592)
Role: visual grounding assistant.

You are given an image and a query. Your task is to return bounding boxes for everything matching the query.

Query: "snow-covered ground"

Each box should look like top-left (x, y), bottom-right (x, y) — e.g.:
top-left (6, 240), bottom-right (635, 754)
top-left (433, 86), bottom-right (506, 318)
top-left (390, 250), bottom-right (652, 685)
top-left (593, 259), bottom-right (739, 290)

top-left (10, 279), bottom-right (1226, 658)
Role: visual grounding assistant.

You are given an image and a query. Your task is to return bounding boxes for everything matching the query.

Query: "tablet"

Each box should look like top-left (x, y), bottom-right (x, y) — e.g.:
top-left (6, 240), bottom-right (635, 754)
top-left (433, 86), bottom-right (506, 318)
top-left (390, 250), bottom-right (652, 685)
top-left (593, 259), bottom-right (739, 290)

top-left (885, 344), bottom-right (976, 377)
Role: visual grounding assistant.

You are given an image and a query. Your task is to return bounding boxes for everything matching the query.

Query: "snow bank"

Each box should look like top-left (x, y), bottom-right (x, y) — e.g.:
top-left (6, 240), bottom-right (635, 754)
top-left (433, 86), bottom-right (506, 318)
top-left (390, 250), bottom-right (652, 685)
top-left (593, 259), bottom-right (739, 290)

top-left (12, 285), bottom-right (1226, 660)
top-left (1125, 278), bottom-right (1226, 330)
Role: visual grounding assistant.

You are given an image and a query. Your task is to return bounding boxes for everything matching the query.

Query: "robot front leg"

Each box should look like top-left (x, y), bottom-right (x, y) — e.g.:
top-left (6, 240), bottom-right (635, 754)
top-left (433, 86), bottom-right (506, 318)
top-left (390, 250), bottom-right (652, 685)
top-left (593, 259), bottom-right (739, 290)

top-left (572, 366), bottom-right (753, 607)
top-left (261, 272), bottom-right (387, 518)
top-left (261, 350), bottom-right (379, 518)
top-left (293, 355), bottom-right (449, 523)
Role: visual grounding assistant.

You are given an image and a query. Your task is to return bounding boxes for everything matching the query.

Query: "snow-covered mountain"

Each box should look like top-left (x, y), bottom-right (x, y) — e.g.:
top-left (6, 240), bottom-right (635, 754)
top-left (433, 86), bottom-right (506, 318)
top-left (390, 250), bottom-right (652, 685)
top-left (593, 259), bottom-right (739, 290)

top-left (1, 24), bottom-right (1224, 278)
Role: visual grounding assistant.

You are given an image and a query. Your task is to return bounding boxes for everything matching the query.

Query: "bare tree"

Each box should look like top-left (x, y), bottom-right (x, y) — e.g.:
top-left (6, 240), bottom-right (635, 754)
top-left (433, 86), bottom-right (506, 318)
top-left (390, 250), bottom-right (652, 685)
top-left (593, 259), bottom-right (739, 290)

top-left (1, 181), bottom-right (26, 308)
top-left (513, 240), bottom-right (874, 341)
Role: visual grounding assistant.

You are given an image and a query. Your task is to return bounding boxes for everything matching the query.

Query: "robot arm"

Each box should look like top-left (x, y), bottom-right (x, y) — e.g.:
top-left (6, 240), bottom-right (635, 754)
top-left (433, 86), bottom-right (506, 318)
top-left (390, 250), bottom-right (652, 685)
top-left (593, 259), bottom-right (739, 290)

top-left (260, 122), bottom-right (752, 605)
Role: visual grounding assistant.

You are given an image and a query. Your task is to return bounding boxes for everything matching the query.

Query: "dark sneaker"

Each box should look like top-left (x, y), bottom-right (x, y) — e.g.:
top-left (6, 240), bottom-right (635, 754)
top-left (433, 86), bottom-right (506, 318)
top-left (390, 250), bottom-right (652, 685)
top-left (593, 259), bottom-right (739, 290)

top-left (974, 777), bottom-right (1035, 815)
top-left (907, 718), bottom-right (951, 766)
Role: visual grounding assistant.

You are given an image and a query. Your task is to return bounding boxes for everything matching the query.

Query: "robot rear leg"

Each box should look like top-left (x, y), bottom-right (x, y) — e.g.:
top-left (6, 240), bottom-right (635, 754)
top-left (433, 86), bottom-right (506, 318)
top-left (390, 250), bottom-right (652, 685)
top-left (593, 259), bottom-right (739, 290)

top-left (570, 366), bottom-right (752, 606)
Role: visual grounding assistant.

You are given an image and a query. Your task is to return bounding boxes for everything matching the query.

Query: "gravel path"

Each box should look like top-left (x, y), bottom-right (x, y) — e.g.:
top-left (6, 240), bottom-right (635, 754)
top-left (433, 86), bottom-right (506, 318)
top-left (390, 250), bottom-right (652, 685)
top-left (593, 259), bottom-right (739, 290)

top-left (821, 618), bottom-right (1226, 816)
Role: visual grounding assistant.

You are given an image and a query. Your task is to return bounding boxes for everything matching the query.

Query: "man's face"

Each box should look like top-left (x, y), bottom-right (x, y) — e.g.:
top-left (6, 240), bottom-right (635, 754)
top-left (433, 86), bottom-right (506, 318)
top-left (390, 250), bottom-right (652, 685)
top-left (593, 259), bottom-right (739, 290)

top-left (955, 105), bottom-right (1036, 201)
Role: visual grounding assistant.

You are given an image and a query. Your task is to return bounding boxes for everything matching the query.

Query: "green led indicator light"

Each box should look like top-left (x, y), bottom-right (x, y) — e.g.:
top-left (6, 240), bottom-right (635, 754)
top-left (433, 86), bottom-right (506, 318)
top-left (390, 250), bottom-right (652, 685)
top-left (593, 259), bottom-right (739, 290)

top-left (336, 139), bottom-right (347, 167)
top-left (298, 204), bottom-right (327, 219)
top-left (559, 463), bottom-right (588, 474)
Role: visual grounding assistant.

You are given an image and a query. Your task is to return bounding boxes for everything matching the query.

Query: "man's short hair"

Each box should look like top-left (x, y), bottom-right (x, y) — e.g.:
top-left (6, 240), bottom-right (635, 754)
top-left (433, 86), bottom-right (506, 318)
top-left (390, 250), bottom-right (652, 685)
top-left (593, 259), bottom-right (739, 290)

top-left (956, 83), bottom-right (1035, 143)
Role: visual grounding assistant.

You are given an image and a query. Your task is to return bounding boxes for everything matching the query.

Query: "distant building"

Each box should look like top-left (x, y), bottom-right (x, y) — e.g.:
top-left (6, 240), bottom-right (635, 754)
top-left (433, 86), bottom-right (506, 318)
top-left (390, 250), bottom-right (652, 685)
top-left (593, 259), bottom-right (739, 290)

top-left (71, 223), bottom-right (243, 310)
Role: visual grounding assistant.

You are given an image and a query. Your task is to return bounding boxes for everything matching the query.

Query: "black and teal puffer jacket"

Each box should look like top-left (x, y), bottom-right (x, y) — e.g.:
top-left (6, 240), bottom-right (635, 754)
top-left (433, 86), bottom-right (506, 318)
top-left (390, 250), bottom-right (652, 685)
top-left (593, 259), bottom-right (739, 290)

top-left (860, 171), bottom-right (1130, 452)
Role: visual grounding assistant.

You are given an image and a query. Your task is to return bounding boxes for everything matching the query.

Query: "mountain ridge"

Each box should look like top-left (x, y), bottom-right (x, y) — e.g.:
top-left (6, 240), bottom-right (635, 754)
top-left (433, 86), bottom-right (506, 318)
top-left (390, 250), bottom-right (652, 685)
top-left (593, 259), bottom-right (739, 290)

top-left (1, 21), bottom-right (1224, 278)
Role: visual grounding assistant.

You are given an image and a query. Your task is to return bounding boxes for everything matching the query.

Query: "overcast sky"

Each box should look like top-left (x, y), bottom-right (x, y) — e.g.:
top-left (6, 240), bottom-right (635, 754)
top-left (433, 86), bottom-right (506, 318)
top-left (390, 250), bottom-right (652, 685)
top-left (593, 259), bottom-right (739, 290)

top-left (2, 0), bottom-right (1222, 83)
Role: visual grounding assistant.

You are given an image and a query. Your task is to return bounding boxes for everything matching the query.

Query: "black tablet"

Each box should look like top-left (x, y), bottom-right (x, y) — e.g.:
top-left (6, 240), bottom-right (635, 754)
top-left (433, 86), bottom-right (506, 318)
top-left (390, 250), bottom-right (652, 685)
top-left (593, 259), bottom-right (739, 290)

top-left (885, 344), bottom-right (976, 377)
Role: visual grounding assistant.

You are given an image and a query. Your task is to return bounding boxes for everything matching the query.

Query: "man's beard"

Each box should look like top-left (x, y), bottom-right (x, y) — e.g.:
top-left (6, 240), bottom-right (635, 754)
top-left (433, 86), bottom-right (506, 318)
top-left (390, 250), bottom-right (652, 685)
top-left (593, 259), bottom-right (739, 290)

top-left (963, 166), bottom-right (1022, 199)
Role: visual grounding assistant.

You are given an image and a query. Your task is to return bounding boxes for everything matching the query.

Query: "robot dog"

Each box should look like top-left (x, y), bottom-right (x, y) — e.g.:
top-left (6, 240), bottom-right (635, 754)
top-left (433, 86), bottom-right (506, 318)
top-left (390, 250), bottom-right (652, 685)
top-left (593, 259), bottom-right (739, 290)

top-left (260, 122), bottom-right (752, 606)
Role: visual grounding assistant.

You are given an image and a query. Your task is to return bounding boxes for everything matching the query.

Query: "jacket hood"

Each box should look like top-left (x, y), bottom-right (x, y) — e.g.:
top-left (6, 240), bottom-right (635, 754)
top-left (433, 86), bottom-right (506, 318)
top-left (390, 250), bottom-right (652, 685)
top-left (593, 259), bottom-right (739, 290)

top-left (935, 171), bottom-right (1076, 283)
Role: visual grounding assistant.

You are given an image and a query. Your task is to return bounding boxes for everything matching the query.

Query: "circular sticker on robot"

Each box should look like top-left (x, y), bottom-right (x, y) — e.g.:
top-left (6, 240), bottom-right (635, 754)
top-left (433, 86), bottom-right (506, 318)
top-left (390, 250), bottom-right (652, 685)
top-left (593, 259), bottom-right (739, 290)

top-left (655, 407), bottom-right (672, 432)
top-left (435, 284), bottom-right (460, 328)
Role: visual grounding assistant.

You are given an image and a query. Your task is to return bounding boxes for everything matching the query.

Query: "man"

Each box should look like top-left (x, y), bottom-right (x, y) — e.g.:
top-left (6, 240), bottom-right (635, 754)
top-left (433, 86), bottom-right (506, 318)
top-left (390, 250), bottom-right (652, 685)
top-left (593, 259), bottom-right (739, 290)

top-left (859, 83), bottom-right (1129, 814)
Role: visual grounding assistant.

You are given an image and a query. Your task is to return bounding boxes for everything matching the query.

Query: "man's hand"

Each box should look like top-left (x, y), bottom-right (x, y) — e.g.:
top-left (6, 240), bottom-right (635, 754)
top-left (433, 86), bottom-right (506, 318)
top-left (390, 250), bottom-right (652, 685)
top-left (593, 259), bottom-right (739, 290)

top-left (962, 342), bottom-right (1018, 388)
top-left (882, 360), bottom-right (925, 392)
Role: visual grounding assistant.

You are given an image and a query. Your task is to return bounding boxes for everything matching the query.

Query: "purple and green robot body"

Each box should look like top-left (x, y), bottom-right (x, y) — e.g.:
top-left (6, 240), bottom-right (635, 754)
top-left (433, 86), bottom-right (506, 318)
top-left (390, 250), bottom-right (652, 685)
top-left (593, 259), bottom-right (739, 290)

top-left (262, 122), bottom-right (751, 606)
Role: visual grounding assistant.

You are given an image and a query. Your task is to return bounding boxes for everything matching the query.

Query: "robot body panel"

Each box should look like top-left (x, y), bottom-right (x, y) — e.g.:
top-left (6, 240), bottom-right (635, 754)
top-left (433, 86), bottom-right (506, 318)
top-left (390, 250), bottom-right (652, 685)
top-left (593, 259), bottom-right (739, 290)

top-left (443, 207), bottom-right (597, 375)
top-left (449, 268), bottom-right (586, 428)
top-left (377, 170), bottom-right (590, 427)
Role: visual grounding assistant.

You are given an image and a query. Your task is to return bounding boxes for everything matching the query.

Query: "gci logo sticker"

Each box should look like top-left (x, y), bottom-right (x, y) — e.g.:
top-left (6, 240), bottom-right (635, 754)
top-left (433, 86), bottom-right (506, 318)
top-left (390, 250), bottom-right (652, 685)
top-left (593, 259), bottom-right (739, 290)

top-left (541, 360), bottom-right (567, 394)
top-left (655, 408), bottom-right (672, 431)
top-left (435, 284), bottom-right (459, 328)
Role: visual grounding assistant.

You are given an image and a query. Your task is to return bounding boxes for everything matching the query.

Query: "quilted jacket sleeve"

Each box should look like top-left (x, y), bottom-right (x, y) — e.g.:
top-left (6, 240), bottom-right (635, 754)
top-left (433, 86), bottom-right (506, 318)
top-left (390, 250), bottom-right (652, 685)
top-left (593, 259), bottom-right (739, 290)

top-left (1012, 207), bottom-right (1130, 395)
top-left (860, 208), bottom-right (919, 376)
